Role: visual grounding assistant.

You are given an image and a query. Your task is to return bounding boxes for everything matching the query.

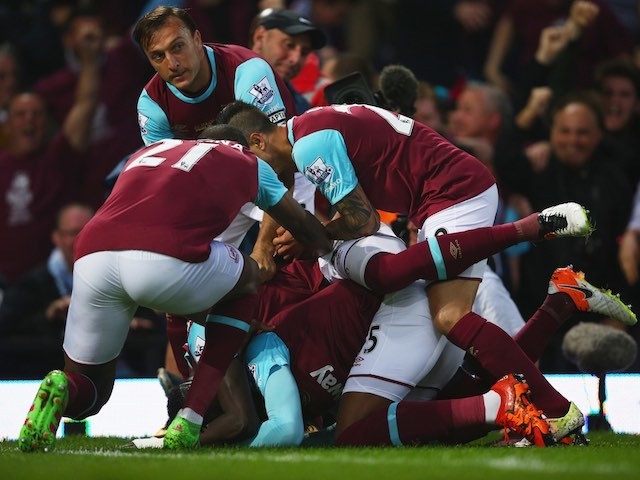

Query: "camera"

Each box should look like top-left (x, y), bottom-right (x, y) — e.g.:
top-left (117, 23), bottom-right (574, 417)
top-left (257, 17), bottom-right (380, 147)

top-left (324, 72), bottom-right (382, 107)
top-left (324, 65), bottom-right (418, 117)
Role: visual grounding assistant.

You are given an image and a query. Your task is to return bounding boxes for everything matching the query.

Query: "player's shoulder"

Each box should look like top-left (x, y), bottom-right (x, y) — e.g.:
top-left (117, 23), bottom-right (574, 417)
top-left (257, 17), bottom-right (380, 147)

top-left (208, 42), bottom-right (260, 64)
top-left (140, 73), bottom-right (167, 100)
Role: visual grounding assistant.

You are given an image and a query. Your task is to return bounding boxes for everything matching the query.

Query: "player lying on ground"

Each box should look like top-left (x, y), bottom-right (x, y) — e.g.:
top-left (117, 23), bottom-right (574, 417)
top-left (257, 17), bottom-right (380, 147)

top-left (131, 261), bottom-right (635, 448)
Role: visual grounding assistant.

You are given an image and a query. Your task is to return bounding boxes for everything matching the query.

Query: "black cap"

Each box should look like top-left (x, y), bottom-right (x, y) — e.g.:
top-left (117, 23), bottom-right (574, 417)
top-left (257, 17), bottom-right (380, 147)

top-left (258, 8), bottom-right (326, 50)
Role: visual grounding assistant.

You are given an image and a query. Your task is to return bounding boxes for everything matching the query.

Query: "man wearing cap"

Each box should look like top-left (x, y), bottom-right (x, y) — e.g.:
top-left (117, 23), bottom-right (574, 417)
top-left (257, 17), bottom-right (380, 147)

top-left (249, 8), bottom-right (326, 114)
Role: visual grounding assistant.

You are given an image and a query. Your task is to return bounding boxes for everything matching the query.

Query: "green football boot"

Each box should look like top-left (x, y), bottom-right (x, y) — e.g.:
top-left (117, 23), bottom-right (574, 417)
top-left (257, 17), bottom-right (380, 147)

top-left (163, 415), bottom-right (201, 449)
top-left (18, 370), bottom-right (69, 452)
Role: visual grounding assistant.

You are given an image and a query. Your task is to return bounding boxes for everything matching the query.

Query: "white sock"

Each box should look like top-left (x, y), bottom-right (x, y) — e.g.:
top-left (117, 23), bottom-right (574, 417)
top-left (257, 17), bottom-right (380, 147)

top-left (483, 390), bottom-right (501, 423)
top-left (177, 407), bottom-right (203, 426)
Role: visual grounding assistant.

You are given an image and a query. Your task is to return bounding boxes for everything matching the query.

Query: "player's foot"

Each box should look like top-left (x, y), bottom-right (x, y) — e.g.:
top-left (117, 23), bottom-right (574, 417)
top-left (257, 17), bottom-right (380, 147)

top-left (18, 370), bottom-right (69, 452)
top-left (163, 415), bottom-right (200, 449)
top-left (549, 266), bottom-right (637, 325)
top-left (538, 202), bottom-right (593, 239)
top-left (547, 401), bottom-right (587, 445)
top-left (491, 374), bottom-right (554, 447)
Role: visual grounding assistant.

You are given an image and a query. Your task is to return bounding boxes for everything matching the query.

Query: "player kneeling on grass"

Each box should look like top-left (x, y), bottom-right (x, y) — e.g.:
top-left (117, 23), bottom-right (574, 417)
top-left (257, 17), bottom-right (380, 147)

top-left (17, 132), bottom-right (331, 453)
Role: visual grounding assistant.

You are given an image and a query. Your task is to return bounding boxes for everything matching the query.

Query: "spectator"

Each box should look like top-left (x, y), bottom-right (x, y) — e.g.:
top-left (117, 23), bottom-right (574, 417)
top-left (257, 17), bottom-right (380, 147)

top-left (34, 5), bottom-right (152, 209)
top-left (249, 8), bottom-right (327, 114)
top-left (503, 92), bottom-right (632, 371)
top-left (309, 51), bottom-right (376, 108)
top-left (0, 42), bottom-right (98, 285)
top-left (412, 80), bottom-right (445, 134)
top-left (594, 58), bottom-right (640, 187)
top-left (484, 0), bottom-right (632, 95)
top-left (0, 200), bottom-right (171, 380)
top-left (0, 203), bottom-right (95, 337)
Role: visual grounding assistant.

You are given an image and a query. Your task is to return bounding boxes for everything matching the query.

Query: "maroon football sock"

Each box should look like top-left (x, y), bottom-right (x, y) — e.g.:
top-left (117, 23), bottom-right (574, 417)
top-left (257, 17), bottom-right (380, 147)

top-left (183, 322), bottom-right (248, 416)
top-left (65, 371), bottom-right (97, 419)
top-left (183, 294), bottom-right (258, 416)
top-left (363, 217), bottom-right (539, 294)
top-left (515, 293), bottom-right (576, 362)
top-left (335, 396), bottom-right (487, 446)
top-left (165, 314), bottom-right (190, 378)
top-left (447, 312), bottom-right (570, 418)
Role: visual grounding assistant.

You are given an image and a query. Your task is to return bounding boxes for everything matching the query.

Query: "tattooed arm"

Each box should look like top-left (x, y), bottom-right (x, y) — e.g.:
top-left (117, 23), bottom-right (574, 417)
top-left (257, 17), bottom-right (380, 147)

top-left (324, 184), bottom-right (380, 240)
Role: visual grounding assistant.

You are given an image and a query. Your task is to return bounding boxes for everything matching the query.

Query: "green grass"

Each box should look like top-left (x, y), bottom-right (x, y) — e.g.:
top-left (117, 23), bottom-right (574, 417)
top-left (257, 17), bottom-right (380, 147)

top-left (2, 432), bottom-right (640, 480)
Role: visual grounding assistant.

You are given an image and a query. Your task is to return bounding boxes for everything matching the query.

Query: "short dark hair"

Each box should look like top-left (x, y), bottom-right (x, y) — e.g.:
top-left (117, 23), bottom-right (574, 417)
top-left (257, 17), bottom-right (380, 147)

top-left (550, 90), bottom-right (605, 132)
top-left (133, 6), bottom-right (197, 51)
top-left (216, 101), bottom-right (276, 141)
top-left (198, 124), bottom-right (250, 147)
top-left (595, 58), bottom-right (640, 97)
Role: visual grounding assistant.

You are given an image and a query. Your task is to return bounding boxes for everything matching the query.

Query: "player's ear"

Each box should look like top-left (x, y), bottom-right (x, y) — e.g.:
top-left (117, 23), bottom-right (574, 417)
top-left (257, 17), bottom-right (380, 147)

top-left (249, 132), bottom-right (267, 152)
top-left (193, 29), bottom-right (203, 48)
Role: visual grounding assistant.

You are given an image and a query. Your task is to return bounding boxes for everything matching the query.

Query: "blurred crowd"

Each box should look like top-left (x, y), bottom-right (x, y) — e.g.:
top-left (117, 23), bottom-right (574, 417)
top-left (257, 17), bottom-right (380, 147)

top-left (1, 0), bottom-right (640, 378)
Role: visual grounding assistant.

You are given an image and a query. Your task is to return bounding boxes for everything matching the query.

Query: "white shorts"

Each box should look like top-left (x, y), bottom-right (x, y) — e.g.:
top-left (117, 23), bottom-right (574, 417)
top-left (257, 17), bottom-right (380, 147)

top-left (405, 268), bottom-right (525, 401)
top-left (343, 281), bottom-right (446, 402)
top-left (474, 267), bottom-right (524, 337)
top-left (63, 242), bottom-right (244, 365)
top-left (418, 184), bottom-right (499, 282)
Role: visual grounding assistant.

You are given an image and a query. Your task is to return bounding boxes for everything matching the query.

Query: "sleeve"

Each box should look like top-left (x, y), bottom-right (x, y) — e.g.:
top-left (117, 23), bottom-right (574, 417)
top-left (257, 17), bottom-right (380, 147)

top-left (254, 159), bottom-right (288, 210)
top-left (244, 332), bottom-right (304, 447)
top-left (291, 129), bottom-right (358, 205)
top-left (234, 57), bottom-right (289, 125)
top-left (137, 90), bottom-right (172, 146)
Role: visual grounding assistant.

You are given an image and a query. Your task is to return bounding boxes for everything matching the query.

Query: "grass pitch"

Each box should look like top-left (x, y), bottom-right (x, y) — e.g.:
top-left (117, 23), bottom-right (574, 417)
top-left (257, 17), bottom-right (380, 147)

top-left (1, 431), bottom-right (639, 480)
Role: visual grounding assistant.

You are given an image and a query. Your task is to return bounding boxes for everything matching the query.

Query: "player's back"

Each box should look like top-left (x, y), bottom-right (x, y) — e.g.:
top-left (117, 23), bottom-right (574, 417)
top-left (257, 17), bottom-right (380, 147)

top-left (290, 105), bottom-right (495, 226)
top-left (269, 277), bottom-right (382, 417)
top-left (75, 139), bottom-right (259, 262)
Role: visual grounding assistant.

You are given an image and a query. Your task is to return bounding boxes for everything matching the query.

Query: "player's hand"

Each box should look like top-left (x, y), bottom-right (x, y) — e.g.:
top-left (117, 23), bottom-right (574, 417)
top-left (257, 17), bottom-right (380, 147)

top-left (250, 247), bottom-right (278, 283)
top-left (273, 227), bottom-right (306, 261)
top-left (45, 296), bottom-right (71, 322)
top-left (619, 230), bottom-right (640, 285)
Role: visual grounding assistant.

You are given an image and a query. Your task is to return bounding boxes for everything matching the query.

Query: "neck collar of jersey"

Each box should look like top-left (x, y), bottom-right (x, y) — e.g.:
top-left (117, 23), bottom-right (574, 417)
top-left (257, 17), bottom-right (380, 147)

top-left (286, 117), bottom-right (296, 145)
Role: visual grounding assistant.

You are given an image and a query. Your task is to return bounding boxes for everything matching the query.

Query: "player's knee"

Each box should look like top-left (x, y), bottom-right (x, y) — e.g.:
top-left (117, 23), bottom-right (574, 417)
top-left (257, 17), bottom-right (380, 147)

top-left (432, 306), bottom-right (472, 334)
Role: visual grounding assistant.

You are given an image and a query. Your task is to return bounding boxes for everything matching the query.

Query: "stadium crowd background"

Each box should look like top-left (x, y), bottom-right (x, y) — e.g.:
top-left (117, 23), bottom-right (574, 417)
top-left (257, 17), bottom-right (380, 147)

top-left (1, 0), bottom-right (639, 380)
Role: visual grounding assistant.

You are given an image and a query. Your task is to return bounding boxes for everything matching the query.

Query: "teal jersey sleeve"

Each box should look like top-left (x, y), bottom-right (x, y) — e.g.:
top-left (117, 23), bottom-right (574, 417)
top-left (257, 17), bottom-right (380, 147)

top-left (244, 332), bottom-right (290, 393)
top-left (137, 90), bottom-right (172, 146)
top-left (244, 333), bottom-right (304, 447)
top-left (255, 158), bottom-right (287, 210)
top-left (289, 129), bottom-right (358, 204)
top-left (234, 57), bottom-right (288, 124)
